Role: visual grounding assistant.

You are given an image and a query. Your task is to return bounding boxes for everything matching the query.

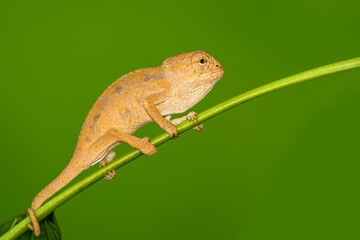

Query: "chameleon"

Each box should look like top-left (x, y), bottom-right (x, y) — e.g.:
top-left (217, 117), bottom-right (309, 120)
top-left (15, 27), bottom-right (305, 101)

top-left (27, 50), bottom-right (224, 236)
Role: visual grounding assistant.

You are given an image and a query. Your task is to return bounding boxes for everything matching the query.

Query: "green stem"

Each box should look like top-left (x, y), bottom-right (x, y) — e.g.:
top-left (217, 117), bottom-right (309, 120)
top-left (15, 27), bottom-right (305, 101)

top-left (2, 57), bottom-right (360, 240)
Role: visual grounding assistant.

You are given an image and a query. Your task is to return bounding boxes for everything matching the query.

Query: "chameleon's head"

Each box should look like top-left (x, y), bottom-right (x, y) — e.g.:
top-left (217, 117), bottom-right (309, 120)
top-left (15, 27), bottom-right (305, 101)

top-left (163, 51), bottom-right (224, 87)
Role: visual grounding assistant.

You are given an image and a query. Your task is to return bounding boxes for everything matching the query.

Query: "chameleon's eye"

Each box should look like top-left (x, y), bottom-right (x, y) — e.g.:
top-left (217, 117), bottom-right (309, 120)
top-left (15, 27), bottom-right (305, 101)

top-left (190, 52), bottom-right (211, 73)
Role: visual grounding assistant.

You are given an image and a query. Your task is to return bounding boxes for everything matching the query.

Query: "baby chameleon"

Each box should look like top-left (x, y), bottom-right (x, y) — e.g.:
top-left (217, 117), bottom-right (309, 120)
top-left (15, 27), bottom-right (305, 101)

top-left (27, 51), bottom-right (224, 236)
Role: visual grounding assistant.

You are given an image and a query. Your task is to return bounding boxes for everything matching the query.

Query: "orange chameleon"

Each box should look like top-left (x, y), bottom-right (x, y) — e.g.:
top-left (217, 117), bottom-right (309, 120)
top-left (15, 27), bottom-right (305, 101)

top-left (27, 51), bottom-right (224, 236)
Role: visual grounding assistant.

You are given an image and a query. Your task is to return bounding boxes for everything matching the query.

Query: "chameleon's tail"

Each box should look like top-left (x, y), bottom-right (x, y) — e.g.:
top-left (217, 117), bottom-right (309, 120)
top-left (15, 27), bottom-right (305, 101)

top-left (30, 159), bottom-right (86, 210)
top-left (27, 155), bottom-right (88, 236)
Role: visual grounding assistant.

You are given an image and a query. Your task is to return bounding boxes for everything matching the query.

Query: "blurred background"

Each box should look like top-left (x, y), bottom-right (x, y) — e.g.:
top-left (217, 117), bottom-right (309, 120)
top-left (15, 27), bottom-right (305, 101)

top-left (1, 0), bottom-right (359, 239)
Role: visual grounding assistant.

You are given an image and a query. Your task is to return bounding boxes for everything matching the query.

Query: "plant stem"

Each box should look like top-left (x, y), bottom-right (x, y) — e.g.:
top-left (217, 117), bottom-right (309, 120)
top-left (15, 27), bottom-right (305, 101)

top-left (2, 57), bottom-right (360, 240)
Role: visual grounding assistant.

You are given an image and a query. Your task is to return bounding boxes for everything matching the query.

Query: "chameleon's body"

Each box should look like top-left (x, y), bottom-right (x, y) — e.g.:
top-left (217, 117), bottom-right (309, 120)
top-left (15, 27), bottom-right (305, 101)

top-left (27, 51), bottom-right (224, 236)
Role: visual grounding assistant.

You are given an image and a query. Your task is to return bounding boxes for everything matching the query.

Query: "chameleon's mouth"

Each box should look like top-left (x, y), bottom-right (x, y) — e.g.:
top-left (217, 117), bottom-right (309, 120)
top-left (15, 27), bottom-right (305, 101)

top-left (213, 68), bottom-right (225, 81)
top-left (192, 68), bottom-right (224, 85)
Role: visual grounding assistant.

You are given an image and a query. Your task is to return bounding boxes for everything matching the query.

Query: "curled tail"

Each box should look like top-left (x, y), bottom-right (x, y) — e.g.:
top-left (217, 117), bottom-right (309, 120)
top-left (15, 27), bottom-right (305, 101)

top-left (27, 155), bottom-right (88, 236)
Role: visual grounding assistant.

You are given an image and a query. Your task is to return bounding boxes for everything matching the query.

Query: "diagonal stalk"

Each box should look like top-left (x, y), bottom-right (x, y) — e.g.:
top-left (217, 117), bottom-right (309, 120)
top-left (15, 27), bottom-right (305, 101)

top-left (1, 57), bottom-right (360, 240)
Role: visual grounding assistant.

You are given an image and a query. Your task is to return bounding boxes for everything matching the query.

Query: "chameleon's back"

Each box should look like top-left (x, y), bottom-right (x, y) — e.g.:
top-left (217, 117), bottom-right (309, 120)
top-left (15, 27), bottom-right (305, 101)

top-left (77, 65), bottom-right (171, 149)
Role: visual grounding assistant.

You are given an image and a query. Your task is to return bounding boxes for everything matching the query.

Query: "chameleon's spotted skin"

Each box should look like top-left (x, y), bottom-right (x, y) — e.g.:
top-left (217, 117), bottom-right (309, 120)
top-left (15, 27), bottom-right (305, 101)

top-left (27, 51), bottom-right (224, 236)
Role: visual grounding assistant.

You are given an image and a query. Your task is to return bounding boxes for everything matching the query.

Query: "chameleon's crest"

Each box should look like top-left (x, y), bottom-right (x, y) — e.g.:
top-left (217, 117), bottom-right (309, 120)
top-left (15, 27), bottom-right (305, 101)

top-left (163, 51), bottom-right (224, 86)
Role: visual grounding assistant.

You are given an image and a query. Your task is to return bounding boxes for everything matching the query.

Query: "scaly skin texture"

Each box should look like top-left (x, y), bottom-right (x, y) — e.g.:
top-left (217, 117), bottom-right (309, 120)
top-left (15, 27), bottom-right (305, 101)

top-left (27, 51), bottom-right (224, 236)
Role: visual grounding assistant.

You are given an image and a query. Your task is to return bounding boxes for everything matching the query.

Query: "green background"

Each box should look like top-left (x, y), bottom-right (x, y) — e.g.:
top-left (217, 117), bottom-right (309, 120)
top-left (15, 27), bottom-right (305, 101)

top-left (1, 1), bottom-right (359, 239)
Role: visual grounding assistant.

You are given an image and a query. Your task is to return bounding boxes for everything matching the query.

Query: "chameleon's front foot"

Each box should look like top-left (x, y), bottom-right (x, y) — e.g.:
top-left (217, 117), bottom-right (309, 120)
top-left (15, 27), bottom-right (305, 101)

top-left (186, 111), bottom-right (203, 132)
top-left (27, 208), bottom-right (41, 237)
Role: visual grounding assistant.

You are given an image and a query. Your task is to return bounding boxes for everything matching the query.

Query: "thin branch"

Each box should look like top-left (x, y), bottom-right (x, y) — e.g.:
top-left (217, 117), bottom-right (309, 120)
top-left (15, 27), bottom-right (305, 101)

top-left (2, 57), bottom-right (360, 240)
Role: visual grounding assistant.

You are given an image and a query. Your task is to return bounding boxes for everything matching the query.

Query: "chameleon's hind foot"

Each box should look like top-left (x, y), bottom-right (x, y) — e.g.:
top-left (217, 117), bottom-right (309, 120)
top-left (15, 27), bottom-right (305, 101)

top-left (27, 208), bottom-right (41, 237)
top-left (104, 169), bottom-right (116, 180)
top-left (101, 164), bottom-right (117, 180)
top-left (100, 150), bottom-right (117, 180)
top-left (139, 137), bottom-right (157, 155)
